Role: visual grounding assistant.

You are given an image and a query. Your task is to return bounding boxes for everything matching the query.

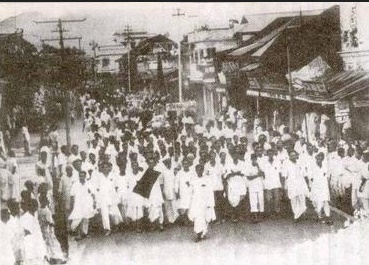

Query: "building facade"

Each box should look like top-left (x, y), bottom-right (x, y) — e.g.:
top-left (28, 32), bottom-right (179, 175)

top-left (183, 26), bottom-right (243, 118)
top-left (339, 2), bottom-right (369, 138)
top-left (96, 45), bottom-right (127, 74)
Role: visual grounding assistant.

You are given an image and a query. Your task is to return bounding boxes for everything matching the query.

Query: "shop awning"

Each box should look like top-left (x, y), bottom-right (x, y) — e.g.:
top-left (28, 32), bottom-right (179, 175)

top-left (240, 63), bottom-right (260, 71)
top-left (228, 19), bottom-right (294, 57)
top-left (244, 69), bottom-right (369, 105)
top-left (139, 68), bottom-right (177, 80)
top-left (292, 70), bottom-right (369, 104)
top-left (252, 36), bottom-right (279, 57)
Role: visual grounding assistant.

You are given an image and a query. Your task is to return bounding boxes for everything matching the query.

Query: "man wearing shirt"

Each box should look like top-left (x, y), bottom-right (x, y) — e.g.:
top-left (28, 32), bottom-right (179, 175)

top-left (259, 148), bottom-right (283, 218)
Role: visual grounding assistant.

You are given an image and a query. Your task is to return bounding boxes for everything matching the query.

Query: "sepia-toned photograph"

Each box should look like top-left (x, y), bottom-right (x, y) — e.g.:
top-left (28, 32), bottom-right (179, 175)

top-left (0, 2), bottom-right (369, 265)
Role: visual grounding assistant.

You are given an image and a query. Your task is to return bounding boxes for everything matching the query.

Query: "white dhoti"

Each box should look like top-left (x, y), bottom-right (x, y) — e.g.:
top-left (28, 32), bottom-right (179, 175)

top-left (164, 199), bottom-right (179, 223)
top-left (312, 201), bottom-right (330, 217)
top-left (148, 204), bottom-right (164, 223)
top-left (147, 181), bottom-right (164, 223)
top-left (100, 204), bottom-right (122, 230)
top-left (290, 195), bottom-right (307, 219)
top-left (70, 218), bottom-right (89, 235)
top-left (227, 175), bottom-right (246, 208)
top-left (126, 192), bottom-right (146, 221)
top-left (351, 174), bottom-right (361, 208)
top-left (190, 207), bottom-right (215, 235)
top-left (249, 191), bottom-right (264, 213)
top-left (188, 176), bottom-right (215, 236)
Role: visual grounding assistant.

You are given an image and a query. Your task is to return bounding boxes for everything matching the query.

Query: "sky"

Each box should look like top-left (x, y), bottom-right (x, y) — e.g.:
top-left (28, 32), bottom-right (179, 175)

top-left (0, 2), bottom-right (346, 52)
top-left (0, 2), bottom-right (342, 33)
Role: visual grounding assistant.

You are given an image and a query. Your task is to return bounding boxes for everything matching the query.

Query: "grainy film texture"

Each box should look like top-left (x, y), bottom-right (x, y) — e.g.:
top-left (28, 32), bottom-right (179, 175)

top-left (0, 2), bottom-right (368, 265)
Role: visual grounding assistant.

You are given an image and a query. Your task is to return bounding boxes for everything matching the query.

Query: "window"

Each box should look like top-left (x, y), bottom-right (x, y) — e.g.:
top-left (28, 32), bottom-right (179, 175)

top-left (102, 58), bottom-right (110, 67)
top-left (207, 48), bottom-right (216, 58)
top-left (199, 49), bottom-right (204, 59)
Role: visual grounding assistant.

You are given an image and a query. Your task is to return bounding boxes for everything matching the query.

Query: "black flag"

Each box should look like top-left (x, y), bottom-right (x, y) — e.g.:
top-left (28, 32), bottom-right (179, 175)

top-left (133, 168), bottom-right (160, 198)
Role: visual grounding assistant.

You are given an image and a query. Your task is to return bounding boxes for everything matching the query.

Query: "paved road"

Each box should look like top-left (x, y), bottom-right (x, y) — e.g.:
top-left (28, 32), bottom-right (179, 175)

top-left (15, 119), bottom-right (87, 184)
top-left (68, 211), bottom-right (345, 265)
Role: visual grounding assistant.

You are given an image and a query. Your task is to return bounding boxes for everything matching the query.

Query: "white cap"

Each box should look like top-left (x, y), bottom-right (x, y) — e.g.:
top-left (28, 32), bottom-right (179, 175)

top-left (264, 143), bottom-right (272, 150)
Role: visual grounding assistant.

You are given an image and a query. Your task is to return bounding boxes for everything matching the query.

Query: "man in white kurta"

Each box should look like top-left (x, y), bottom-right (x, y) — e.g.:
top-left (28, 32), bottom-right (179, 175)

top-left (59, 165), bottom-right (78, 210)
top-left (351, 151), bottom-right (366, 209)
top-left (308, 152), bottom-right (332, 224)
top-left (68, 171), bottom-right (95, 239)
top-left (224, 154), bottom-right (247, 222)
top-left (205, 151), bottom-right (225, 223)
top-left (20, 199), bottom-right (47, 265)
top-left (6, 199), bottom-right (25, 265)
top-left (96, 162), bottom-right (123, 235)
top-left (161, 158), bottom-right (179, 224)
top-left (125, 161), bottom-right (147, 232)
top-left (115, 167), bottom-right (130, 225)
top-left (175, 158), bottom-right (194, 224)
top-left (282, 150), bottom-right (309, 221)
top-left (1, 220), bottom-right (16, 265)
top-left (188, 164), bottom-right (215, 242)
top-left (146, 158), bottom-right (165, 231)
top-left (259, 149), bottom-right (282, 216)
top-left (246, 154), bottom-right (264, 223)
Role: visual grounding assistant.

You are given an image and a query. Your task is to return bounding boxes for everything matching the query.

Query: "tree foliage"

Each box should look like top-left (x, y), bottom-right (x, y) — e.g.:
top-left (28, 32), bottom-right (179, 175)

top-left (0, 33), bottom-right (41, 131)
top-left (0, 34), bottom-right (88, 133)
top-left (36, 43), bottom-right (87, 131)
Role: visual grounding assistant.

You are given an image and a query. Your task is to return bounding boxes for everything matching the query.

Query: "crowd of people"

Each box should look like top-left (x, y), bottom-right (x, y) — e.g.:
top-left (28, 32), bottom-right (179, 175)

top-left (2, 91), bottom-right (369, 265)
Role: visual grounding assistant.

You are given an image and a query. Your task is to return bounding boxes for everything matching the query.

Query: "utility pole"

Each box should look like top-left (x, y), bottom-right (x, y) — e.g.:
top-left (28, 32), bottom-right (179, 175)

top-left (172, 8), bottom-right (186, 103)
top-left (35, 18), bottom-right (86, 151)
top-left (114, 25), bottom-right (147, 93)
top-left (89, 41), bottom-right (99, 90)
top-left (286, 37), bottom-right (295, 131)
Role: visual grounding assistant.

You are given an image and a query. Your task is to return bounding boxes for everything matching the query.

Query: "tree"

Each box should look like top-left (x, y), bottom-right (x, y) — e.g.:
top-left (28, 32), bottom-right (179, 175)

top-left (37, 43), bottom-right (87, 135)
top-left (0, 32), bottom-right (41, 133)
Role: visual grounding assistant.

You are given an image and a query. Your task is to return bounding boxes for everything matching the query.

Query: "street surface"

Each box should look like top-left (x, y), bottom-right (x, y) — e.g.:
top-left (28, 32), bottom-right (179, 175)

top-left (68, 213), bottom-right (345, 265)
top-left (15, 119), bottom-right (87, 185)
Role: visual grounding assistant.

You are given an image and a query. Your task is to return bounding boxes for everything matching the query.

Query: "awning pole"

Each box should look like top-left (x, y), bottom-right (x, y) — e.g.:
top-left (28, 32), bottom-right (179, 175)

top-left (286, 41), bottom-right (295, 131)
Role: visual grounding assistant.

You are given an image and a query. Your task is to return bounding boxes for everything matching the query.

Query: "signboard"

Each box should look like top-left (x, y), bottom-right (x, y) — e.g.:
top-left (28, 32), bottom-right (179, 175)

top-left (216, 88), bottom-right (226, 93)
top-left (334, 99), bottom-right (350, 123)
top-left (246, 90), bottom-right (291, 101)
top-left (166, 101), bottom-right (197, 112)
top-left (189, 64), bottom-right (203, 81)
top-left (222, 61), bottom-right (239, 74)
top-left (127, 99), bottom-right (143, 109)
top-left (218, 72), bottom-right (226, 85)
top-left (292, 80), bottom-right (328, 96)
top-left (248, 77), bottom-right (261, 90)
top-left (198, 64), bottom-right (216, 83)
top-left (287, 56), bottom-right (331, 98)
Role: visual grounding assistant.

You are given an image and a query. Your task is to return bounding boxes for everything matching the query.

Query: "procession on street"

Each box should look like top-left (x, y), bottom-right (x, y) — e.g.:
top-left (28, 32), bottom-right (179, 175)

top-left (1, 2), bottom-right (369, 265)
